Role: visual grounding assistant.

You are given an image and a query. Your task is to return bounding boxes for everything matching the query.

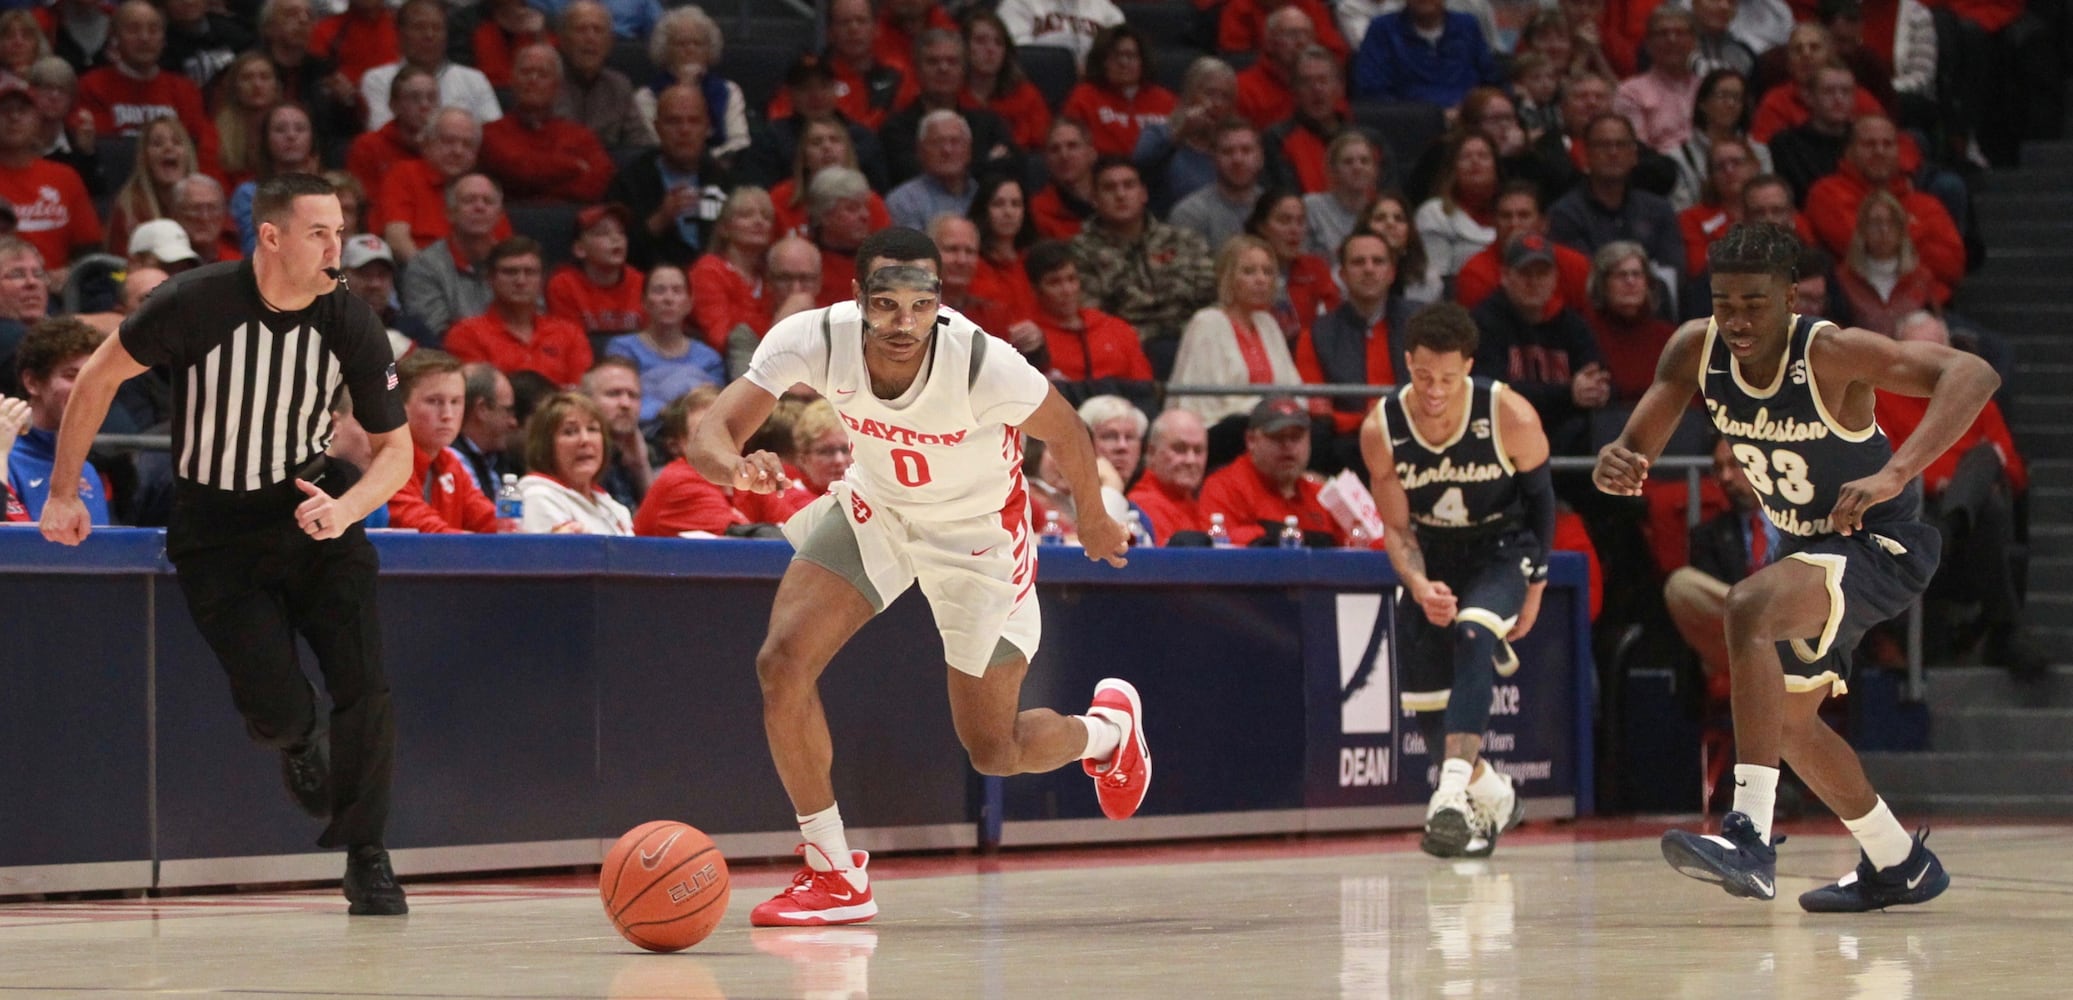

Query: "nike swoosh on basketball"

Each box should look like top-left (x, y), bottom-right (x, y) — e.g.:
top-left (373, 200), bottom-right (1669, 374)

top-left (1907, 863), bottom-right (1932, 889)
top-left (639, 829), bottom-right (684, 870)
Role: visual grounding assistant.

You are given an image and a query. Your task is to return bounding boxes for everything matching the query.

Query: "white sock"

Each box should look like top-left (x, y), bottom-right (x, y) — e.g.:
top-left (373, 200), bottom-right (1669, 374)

top-left (1468, 760), bottom-right (1509, 800)
top-left (1842, 797), bottom-right (1915, 871)
top-left (1078, 713), bottom-right (1124, 762)
top-left (1732, 764), bottom-right (1780, 844)
top-left (797, 804), bottom-right (864, 890)
top-left (1437, 757), bottom-right (1473, 796)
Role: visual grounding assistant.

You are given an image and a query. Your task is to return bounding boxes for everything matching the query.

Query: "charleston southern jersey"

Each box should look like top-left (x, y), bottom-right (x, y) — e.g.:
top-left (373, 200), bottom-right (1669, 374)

top-left (1701, 314), bottom-right (1922, 539)
top-left (1377, 376), bottom-right (1524, 539)
top-left (745, 303), bottom-right (1050, 522)
top-left (119, 260), bottom-right (405, 492)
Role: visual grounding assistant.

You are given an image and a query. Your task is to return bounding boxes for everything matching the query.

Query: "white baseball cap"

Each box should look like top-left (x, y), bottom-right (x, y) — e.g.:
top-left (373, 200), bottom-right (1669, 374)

top-left (127, 218), bottom-right (199, 264)
top-left (342, 233), bottom-right (394, 270)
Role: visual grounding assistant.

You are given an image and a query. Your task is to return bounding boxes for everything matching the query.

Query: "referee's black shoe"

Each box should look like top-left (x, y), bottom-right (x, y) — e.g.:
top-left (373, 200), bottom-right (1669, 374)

top-left (344, 845), bottom-right (409, 915)
top-left (281, 724), bottom-right (331, 820)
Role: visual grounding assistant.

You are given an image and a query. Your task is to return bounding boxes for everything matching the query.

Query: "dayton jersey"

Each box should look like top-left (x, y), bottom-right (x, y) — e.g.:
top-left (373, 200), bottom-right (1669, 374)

top-left (745, 303), bottom-right (1050, 522)
top-left (1701, 314), bottom-right (1921, 539)
top-left (1377, 377), bottom-right (1524, 538)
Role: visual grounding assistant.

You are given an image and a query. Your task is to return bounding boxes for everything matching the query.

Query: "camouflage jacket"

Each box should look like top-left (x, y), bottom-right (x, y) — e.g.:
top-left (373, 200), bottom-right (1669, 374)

top-left (1069, 220), bottom-right (1218, 343)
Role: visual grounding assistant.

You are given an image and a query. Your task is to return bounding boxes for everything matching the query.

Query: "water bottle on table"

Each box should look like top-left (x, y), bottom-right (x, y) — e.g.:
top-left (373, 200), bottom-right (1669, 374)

top-left (496, 474), bottom-right (523, 533)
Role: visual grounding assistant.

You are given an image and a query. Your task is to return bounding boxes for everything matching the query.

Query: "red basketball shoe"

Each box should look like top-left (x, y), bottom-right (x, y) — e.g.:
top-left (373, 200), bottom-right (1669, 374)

top-left (1083, 678), bottom-right (1151, 820)
top-left (749, 844), bottom-right (877, 927)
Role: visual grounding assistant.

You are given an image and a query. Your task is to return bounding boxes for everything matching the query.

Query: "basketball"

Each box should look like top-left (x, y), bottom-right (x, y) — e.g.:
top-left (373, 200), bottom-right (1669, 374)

top-left (600, 821), bottom-right (731, 952)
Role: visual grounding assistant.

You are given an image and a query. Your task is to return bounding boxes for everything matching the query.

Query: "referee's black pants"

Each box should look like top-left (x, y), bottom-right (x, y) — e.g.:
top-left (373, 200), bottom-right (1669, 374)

top-left (168, 467), bottom-right (393, 850)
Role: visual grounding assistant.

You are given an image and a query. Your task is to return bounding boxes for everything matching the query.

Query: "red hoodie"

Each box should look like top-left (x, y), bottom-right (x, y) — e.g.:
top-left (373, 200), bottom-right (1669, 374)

top-left (390, 447), bottom-right (498, 534)
top-left (1805, 159), bottom-right (1966, 290)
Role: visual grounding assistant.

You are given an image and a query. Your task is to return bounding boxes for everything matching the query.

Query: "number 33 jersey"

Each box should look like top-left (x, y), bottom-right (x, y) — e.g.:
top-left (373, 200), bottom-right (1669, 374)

top-left (745, 302), bottom-right (1050, 522)
top-left (1377, 376), bottom-right (1525, 541)
top-left (1701, 314), bottom-right (1921, 540)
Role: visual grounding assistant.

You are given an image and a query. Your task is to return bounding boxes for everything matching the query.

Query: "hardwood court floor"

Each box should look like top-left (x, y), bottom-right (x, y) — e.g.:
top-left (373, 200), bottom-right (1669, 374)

top-left (3, 820), bottom-right (2070, 999)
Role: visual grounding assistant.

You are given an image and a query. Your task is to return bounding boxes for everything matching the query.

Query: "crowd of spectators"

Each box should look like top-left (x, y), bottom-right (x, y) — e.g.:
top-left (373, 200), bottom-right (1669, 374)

top-left (0, 0), bottom-right (2050, 671)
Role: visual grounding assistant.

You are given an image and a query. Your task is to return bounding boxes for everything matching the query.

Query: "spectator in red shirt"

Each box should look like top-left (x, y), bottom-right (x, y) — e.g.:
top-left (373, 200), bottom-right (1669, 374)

top-left (1234, 6), bottom-right (1318, 131)
top-left (1198, 395), bottom-right (1340, 546)
top-left (398, 172), bottom-right (506, 340)
top-left (346, 66), bottom-right (437, 222)
top-left (1062, 25), bottom-right (1177, 159)
top-left (1296, 230), bottom-right (1404, 435)
top-left (1455, 181), bottom-right (1592, 314)
top-left (806, 166), bottom-right (871, 306)
top-left (968, 172), bottom-right (1040, 320)
top-left (877, 0), bottom-right (957, 73)
top-left (688, 185), bottom-right (776, 365)
top-left (378, 107), bottom-right (513, 266)
top-left (770, 117), bottom-right (891, 239)
top-left (1583, 241), bottom-right (1674, 404)
top-left (1750, 24), bottom-right (1884, 143)
top-left (768, 0), bottom-right (915, 130)
top-left (961, 8), bottom-right (1051, 152)
top-left (1078, 393), bottom-right (1146, 484)
top-left (1804, 115), bottom-right (1964, 291)
top-left (1676, 135), bottom-right (1760, 277)
top-left (171, 175), bottom-right (240, 263)
top-left (1225, 0), bottom-right (1350, 63)
top-left (1024, 239), bottom-right (1153, 384)
top-left (634, 385), bottom-right (748, 536)
top-left (547, 203), bottom-right (647, 340)
top-left (479, 44), bottom-right (614, 204)
top-left (0, 79), bottom-right (99, 288)
top-left (445, 236), bottom-right (596, 386)
top-left (1878, 310), bottom-right (2042, 673)
top-left (1246, 189), bottom-right (1341, 348)
top-left (930, 213), bottom-right (1045, 364)
top-left (1738, 172), bottom-right (1818, 247)
top-left (473, 0), bottom-right (554, 90)
top-left (1836, 190), bottom-right (1947, 336)
top-left (1262, 45), bottom-right (1356, 195)
top-left (1030, 118), bottom-right (1098, 240)
top-left (1127, 407), bottom-right (1212, 544)
top-left (78, 2), bottom-right (220, 174)
top-left (309, 0), bottom-right (400, 87)
top-left (386, 349), bottom-right (499, 534)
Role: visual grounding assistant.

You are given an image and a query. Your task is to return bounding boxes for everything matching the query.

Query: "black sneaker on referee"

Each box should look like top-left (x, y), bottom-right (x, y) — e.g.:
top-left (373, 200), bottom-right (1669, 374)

top-left (344, 845), bottom-right (409, 915)
top-left (280, 722), bottom-right (331, 819)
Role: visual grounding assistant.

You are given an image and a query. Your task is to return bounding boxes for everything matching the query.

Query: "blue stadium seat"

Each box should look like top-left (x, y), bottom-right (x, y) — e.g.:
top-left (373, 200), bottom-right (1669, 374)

top-left (607, 37), bottom-right (656, 89)
top-left (1151, 45), bottom-right (1206, 95)
top-left (508, 201), bottom-right (579, 270)
top-left (719, 41), bottom-right (808, 122)
top-left (1018, 45), bottom-right (1080, 112)
top-left (1351, 99), bottom-right (1447, 177)
top-left (1122, 1), bottom-right (1209, 50)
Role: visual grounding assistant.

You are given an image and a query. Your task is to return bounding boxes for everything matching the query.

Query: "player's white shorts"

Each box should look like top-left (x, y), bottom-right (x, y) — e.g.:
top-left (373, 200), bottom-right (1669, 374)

top-left (782, 479), bottom-right (1041, 676)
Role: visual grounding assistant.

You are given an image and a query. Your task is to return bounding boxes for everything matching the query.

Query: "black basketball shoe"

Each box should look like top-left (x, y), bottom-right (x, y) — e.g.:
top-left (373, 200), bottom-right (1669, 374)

top-left (1660, 810), bottom-right (1780, 900)
top-left (1799, 830), bottom-right (1949, 913)
top-left (344, 845), bottom-right (409, 916)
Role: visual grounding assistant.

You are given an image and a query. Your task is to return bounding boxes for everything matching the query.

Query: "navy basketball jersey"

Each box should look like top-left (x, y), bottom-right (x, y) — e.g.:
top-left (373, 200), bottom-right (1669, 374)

top-left (1379, 377), bottom-right (1524, 538)
top-left (1700, 314), bottom-right (1921, 540)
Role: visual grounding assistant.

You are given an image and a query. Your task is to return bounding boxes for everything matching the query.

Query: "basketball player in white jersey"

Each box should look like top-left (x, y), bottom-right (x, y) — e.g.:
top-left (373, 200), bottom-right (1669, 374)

top-left (687, 227), bottom-right (1149, 927)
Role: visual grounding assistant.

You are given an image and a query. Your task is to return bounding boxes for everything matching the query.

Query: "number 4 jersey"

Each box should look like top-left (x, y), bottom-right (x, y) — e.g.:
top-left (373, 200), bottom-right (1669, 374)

top-left (745, 302), bottom-right (1050, 522)
top-left (1701, 314), bottom-right (1921, 539)
top-left (1377, 376), bottom-right (1526, 541)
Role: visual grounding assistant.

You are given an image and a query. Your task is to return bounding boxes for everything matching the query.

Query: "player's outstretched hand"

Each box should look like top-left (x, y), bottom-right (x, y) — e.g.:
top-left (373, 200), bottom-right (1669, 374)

top-left (1829, 467), bottom-right (1907, 537)
top-left (38, 493), bottom-right (91, 546)
top-left (1077, 511), bottom-right (1129, 569)
top-left (294, 478), bottom-right (346, 540)
top-left (731, 450), bottom-right (791, 494)
top-left (1593, 443), bottom-right (1648, 496)
top-left (1414, 580), bottom-right (1457, 626)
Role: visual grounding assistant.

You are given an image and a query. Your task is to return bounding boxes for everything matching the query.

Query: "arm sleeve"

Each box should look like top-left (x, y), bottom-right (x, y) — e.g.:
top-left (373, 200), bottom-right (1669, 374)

top-left (1517, 461), bottom-right (1556, 581)
top-left (741, 308), bottom-right (828, 398)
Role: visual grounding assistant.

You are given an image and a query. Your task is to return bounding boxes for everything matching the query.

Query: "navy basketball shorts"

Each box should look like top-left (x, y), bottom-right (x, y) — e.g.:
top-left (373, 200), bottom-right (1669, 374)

top-left (1396, 530), bottom-right (1537, 714)
top-left (1773, 518), bottom-right (1941, 696)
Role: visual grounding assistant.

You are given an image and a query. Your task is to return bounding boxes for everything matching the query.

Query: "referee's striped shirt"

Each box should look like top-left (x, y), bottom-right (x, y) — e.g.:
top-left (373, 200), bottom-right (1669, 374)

top-left (119, 260), bottom-right (405, 492)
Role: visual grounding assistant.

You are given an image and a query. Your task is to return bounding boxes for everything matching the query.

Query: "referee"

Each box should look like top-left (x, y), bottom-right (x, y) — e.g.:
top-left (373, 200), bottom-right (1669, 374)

top-left (41, 173), bottom-right (413, 916)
